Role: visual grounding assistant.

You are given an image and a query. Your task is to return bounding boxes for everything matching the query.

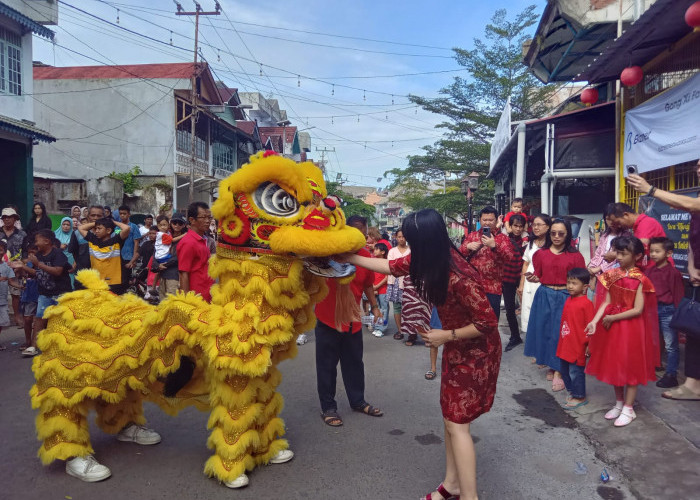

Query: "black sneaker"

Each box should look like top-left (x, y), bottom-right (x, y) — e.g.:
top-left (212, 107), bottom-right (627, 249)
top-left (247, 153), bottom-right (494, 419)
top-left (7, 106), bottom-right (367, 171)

top-left (505, 337), bottom-right (523, 352)
top-left (656, 373), bottom-right (679, 388)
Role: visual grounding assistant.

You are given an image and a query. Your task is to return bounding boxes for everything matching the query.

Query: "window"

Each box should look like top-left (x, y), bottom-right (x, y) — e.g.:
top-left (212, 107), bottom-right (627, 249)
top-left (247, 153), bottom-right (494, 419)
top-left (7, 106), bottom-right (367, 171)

top-left (0, 27), bottom-right (22, 95)
top-left (213, 141), bottom-right (234, 172)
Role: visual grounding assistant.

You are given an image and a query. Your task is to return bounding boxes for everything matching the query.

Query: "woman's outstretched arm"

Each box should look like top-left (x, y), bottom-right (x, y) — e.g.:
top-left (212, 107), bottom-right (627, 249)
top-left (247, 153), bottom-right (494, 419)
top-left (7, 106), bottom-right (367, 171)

top-left (346, 253), bottom-right (391, 275)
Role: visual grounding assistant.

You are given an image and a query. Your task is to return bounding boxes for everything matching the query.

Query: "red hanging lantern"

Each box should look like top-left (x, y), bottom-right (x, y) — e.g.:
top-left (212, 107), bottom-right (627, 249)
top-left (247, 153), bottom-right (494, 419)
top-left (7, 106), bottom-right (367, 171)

top-left (620, 66), bottom-right (643, 87)
top-left (686, 1), bottom-right (700, 31)
top-left (580, 88), bottom-right (599, 106)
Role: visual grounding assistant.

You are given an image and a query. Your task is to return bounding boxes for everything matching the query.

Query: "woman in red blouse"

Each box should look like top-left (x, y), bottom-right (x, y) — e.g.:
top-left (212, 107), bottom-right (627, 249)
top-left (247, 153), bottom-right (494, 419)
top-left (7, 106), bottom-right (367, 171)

top-left (523, 219), bottom-right (586, 391)
top-left (345, 209), bottom-right (500, 500)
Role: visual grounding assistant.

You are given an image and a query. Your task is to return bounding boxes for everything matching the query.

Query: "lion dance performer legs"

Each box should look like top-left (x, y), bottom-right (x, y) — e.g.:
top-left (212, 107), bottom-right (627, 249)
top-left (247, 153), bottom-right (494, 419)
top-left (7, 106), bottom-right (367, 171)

top-left (30, 151), bottom-right (366, 488)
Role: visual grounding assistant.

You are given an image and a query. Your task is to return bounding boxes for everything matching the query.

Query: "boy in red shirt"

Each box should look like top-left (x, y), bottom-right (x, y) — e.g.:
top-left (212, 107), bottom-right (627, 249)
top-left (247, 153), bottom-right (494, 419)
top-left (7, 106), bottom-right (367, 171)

top-left (645, 237), bottom-right (685, 388)
top-left (371, 242), bottom-right (389, 337)
top-left (556, 267), bottom-right (595, 409)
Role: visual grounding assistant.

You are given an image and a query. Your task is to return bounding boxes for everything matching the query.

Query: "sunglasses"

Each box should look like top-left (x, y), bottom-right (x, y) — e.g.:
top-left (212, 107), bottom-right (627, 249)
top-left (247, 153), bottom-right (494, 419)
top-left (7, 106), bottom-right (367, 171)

top-left (550, 231), bottom-right (567, 237)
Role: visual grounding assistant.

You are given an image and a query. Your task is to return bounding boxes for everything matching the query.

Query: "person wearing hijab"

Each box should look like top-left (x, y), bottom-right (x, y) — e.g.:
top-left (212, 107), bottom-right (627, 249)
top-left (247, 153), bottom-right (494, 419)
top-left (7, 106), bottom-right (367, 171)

top-left (55, 217), bottom-right (76, 289)
top-left (26, 202), bottom-right (52, 236)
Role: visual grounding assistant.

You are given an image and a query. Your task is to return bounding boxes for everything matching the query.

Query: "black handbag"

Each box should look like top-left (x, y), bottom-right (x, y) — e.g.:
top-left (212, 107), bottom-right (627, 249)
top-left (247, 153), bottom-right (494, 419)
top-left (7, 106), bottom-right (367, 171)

top-left (670, 287), bottom-right (700, 339)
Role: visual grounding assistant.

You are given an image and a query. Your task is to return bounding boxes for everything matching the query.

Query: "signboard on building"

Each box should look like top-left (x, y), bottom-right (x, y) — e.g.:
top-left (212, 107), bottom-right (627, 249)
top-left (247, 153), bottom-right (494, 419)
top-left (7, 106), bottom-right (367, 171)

top-left (639, 190), bottom-right (698, 276)
top-left (623, 72), bottom-right (700, 175)
top-left (489, 97), bottom-right (511, 172)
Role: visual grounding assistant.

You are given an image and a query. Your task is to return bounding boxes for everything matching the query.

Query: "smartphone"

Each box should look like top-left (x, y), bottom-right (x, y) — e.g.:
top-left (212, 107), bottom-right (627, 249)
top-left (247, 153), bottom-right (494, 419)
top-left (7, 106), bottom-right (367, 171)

top-left (626, 164), bottom-right (638, 175)
top-left (483, 227), bottom-right (491, 237)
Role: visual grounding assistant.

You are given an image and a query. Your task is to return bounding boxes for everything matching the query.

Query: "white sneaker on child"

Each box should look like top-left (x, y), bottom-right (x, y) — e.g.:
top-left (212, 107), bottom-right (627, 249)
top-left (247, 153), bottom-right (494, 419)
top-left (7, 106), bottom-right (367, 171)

top-left (604, 402), bottom-right (624, 420)
top-left (372, 330), bottom-right (384, 337)
top-left (614, 406), bottom-right (636, 427)
top-left (296, 334), bottom-right (307, 345)
top-left (143, 291), bottom-right (152, 300)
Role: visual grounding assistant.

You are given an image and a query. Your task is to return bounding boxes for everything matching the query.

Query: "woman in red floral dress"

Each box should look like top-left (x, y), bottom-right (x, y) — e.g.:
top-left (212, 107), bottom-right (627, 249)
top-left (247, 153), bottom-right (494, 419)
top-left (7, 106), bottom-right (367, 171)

top-left (346, 209), bottom-right (501, 500)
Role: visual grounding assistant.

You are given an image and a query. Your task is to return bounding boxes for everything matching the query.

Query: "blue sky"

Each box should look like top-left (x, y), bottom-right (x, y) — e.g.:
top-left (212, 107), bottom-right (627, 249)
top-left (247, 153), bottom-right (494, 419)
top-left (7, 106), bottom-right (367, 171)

top-left (33, 0), bottom-right (545, 187)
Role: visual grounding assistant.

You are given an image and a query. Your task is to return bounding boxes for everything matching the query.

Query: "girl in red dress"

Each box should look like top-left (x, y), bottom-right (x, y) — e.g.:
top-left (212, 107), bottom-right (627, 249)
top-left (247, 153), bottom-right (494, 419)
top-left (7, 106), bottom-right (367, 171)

top-left (585, 236), bottom-right (660, 427)
top-left (346, 209), bottom-right (500, 500)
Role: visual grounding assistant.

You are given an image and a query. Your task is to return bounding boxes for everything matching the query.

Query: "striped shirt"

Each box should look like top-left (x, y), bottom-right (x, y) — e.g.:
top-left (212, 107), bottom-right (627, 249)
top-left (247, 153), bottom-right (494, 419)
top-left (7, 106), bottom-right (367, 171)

top-left (502, 235), bottom-right (526, 284)
top-left (85, 232), bottom-right (124, 286)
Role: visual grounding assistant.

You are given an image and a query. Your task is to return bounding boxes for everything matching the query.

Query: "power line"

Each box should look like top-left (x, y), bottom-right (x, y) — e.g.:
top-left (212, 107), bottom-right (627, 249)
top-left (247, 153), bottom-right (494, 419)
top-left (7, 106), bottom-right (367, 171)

top-left (99, 0), bottom-right (454, 51)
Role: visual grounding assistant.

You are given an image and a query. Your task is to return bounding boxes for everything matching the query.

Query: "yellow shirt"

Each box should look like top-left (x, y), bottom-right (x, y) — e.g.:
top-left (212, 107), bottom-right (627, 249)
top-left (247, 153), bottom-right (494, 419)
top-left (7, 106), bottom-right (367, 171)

top-left (85, 232), bottom-right (124, 285)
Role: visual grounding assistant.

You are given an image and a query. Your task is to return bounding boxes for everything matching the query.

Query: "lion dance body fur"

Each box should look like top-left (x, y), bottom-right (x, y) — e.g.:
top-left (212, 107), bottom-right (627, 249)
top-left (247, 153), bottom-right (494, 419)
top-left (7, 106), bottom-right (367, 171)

top-left (30, 151), bottom-right (366, 484)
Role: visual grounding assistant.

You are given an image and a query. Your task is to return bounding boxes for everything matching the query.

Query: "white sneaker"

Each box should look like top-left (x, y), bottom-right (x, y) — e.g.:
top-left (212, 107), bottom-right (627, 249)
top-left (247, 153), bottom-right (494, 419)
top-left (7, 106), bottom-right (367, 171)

top-left (269, 449), bottom-right (294, 464)
top-left (296, 334), bottom-right (308, 345)
top-left (372, 330), bottom-right (384, 337)
top-left (143, 292), bottom-right (152, 300)
top-left (604, 404), bottom-right (623, 420)
top-left (65, 455), bottom-right (112, 482)
top-left (224, 473), bottom-right (249, 489)
top-left (116, 423), bottom-right (161, 445)
top-left (22, 346), bottom-right (39, 357)
top-left (614, 406), bottom-right (636, 427)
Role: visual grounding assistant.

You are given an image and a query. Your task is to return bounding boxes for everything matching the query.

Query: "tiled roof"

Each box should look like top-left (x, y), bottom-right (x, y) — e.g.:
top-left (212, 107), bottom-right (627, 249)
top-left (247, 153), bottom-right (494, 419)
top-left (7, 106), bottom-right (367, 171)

top-left (34, 62), bottom-right (200, 80)
top-left (236, 121), bottom-right (256, 135)
top-left (216, 82), bottom-right (238, 103)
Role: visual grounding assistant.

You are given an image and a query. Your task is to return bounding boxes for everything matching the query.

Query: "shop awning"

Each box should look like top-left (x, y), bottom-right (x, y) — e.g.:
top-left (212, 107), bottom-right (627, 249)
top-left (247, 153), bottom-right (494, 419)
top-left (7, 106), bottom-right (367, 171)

top-left (0, 114), bottom-right (55, 143)
top-left (488, 102), bottom-right (615, 181)
top-left (576, 0), bottom-right (695, 84)
top-left (0, 3), bottom-right (54, 40)
top-left (524, 0), bottom-right (626, 83)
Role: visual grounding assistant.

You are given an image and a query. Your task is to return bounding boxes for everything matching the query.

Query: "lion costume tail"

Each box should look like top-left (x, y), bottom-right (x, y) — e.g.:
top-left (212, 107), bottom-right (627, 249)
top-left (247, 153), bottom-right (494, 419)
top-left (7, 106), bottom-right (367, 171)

top-left (29, 270), bottom-right (204, 463)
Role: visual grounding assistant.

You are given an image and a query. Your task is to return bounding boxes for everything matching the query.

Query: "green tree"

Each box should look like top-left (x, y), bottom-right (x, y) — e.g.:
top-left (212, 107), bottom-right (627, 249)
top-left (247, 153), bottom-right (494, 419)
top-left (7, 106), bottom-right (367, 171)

top-left (387, 5), bottom-right (555, 221)
top-left (326, 182), bottom-right (377, 223)
top-left (109, 166), bottom-right (143, 194)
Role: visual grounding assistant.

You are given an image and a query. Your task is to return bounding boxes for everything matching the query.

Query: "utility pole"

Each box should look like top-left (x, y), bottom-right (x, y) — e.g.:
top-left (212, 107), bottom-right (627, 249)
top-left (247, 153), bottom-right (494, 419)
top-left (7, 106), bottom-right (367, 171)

top-left (175, 1), bottom-right (220, 204)
top-left (315, 146), bottom-right (335, 173)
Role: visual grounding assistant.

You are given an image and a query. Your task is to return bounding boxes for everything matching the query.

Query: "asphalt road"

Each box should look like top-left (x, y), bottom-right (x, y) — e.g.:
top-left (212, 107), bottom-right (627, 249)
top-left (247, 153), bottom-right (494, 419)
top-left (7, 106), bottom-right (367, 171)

top-left (1, 318), bottom-right (637, 500)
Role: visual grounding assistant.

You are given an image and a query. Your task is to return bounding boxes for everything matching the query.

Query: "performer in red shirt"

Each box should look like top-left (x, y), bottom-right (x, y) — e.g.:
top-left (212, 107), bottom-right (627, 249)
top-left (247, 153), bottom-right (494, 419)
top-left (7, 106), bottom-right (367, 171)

top-left (556, 268), bottom-right (595, 410)
top-left (460, 206), bottom-right (515, 317)
top-left (315, 215), bottom-right (383, 427)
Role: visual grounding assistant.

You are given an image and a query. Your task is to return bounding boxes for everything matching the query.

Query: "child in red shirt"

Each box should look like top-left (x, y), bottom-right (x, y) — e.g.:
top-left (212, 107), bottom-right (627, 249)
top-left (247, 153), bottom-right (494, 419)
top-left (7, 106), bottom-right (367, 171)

top-left (371, 243), bottom-right (389, 337)
top-left (556, 267), bottom-right (595, 409)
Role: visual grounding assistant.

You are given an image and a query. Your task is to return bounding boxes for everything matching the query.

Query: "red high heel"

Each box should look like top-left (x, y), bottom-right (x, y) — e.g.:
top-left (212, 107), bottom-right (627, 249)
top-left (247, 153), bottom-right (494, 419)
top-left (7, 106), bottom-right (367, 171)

top-left (421, 483), bottom-right (460, 500)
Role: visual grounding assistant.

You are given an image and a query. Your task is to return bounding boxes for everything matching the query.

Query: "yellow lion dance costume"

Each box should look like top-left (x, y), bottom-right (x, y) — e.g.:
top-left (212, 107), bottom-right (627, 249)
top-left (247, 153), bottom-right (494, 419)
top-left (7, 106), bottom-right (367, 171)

top-left (30, 151), bottom-right (365, 488)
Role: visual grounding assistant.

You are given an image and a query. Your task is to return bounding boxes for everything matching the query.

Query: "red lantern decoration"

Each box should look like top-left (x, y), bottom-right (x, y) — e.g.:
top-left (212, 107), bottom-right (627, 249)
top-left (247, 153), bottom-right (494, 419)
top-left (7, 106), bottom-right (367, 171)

top-left (687, 2), bottom-right (700, 30)
top-left (620, 66), bottom-right (643, 87)
top-left (580, 88), bottom-right (599, 106)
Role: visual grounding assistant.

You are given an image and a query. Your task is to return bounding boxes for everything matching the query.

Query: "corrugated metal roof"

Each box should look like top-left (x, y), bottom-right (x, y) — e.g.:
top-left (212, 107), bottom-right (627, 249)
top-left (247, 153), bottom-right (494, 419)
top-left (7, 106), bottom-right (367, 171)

top-left (34, 62), bottom-right (198, 80)
top-left (0, 3), bottom-right (54, 39)
top-left (0, 114), bottom-right (55, 142)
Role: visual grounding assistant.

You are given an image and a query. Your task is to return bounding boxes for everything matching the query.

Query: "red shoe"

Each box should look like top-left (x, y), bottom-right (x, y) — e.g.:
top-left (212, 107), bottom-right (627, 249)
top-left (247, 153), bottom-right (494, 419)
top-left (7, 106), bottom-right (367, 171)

top-left (421, 483), bottom-right (459, 500)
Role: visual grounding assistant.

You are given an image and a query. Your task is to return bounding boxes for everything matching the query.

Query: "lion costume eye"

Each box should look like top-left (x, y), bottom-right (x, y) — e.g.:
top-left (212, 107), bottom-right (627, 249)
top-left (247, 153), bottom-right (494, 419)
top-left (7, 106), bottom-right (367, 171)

top-left (255, 182), bottom-right (300, 217)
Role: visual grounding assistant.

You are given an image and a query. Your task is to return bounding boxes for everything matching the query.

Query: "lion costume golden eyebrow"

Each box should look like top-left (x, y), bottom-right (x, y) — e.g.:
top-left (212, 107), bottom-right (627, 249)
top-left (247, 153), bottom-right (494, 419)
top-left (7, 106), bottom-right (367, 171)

top-left (30, 151), bottom-right (365, 488)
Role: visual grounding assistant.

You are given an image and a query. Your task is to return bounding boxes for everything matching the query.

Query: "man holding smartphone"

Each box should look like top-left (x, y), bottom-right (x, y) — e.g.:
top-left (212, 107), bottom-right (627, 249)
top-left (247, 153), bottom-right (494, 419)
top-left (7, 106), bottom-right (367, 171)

top-left (460, 206), bottom-right (515, 317)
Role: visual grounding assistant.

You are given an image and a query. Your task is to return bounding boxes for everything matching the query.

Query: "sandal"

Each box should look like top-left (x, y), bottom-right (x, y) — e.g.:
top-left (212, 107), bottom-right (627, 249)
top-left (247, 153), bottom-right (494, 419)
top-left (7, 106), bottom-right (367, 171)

top-left (320, 410), bottom-right (343, 427)
top-left (662, 385), bottom-right (700, 401)
top-left (421, 483), bottom-right (459, 500)
top-left (352, 403), bottom-right (383, 417)
top-left (425, 370), bottom-right (437, 380)
top-left (393, 332), bottom-right (404, 340)
top-left (405, 334), bottom-right (418, 346)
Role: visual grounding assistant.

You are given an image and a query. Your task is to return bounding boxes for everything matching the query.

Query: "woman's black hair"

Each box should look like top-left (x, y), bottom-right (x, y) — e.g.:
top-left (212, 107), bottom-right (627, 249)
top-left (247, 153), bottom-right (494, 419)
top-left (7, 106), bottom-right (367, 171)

top-left (27, 202), bottom-right (52, 234)
top-left (546, 218), bottom-right (578, 253)
top-left (612, 235), bottom-right (644, 256)
top-left (528, 213), bottom-right (552, 249)
top-left (401, 209), bottom-right (469, 306)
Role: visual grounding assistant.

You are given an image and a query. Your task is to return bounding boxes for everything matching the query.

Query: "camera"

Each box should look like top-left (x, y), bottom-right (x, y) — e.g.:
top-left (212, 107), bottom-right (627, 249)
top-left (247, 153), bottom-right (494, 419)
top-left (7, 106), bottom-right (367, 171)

top-left (626, 164), bottom-right (638, 175)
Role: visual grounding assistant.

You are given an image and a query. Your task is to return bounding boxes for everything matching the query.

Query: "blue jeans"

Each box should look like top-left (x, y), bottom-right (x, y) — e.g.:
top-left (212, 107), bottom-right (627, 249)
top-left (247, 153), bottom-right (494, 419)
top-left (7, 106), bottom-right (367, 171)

top-left (559, 359), bottom-right (586, 399)
top-left (658, 303), bottom-right (679, 376)
top-left (374, 293), bottom-right (390, 333)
